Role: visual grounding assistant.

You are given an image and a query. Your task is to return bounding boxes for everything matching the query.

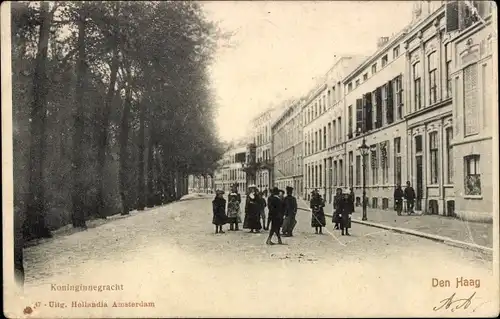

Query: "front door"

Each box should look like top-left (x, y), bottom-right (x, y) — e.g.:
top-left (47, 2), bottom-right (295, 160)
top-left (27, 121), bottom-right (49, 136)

top-left (415, 155), bottom-right (423, 211)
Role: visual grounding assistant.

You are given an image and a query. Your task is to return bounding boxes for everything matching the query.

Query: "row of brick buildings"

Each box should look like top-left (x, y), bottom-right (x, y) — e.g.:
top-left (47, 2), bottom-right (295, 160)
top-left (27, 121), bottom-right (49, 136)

top-left (205, 1), bottom-right (496, 222)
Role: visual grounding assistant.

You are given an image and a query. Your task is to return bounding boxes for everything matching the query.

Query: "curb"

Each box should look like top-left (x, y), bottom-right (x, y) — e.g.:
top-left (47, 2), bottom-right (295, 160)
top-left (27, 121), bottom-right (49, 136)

top-left (297, 205), bottom-right (492, 255)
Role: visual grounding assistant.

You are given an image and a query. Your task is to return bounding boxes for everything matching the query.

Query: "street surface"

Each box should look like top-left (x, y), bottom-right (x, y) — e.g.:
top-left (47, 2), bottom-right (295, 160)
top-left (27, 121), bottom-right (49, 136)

top-left (17, 196), bottom-right (497, 317)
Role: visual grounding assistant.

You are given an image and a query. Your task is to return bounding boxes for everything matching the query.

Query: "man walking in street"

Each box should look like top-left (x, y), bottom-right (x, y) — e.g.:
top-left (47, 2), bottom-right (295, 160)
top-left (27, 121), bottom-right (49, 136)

top-left (404, 181), bottom-right (416, 215)
top-left (266, 187), bottom-right (285, 245)
top-left (282, 186), bottom-right (298, 237)
top-left (394, 183), bottom-right (404, 216)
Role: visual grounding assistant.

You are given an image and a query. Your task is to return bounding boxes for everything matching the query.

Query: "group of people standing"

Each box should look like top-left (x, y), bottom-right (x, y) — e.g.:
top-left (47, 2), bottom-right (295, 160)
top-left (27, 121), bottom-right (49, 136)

top-left (308, 188), bottom-right (355, 236)
top-left (211, 184), bottom-right (298, 245)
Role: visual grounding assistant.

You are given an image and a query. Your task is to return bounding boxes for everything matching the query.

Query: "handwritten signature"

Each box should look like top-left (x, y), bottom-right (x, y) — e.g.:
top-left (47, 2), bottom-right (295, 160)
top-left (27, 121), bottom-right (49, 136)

top-left (433, 292), bottom-right (490, 312)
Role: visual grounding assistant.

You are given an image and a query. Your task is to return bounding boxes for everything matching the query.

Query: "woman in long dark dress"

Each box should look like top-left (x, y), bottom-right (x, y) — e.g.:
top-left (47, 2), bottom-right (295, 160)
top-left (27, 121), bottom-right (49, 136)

top-left (339, 192), bottom-right (354, 236)
top-left (212, 190), bottom-right (227, 234)
top-left (310, 189), bottom-right (326, 234)
top-left (243, 186), bottom-right (262, 233)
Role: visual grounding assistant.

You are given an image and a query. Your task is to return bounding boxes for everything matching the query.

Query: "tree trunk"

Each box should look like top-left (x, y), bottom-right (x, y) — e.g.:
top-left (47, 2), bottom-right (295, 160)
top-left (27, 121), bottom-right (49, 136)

top-left (24, 1), bottom-right (53, 240)
top-left (119, 69), bottom-right (132, 215)
top-left (71, 11), bottom-right (88, 228)
top-left (137, 98), bottom-right (146, 210)
top-left (146, 131), bottom-right (155, 207)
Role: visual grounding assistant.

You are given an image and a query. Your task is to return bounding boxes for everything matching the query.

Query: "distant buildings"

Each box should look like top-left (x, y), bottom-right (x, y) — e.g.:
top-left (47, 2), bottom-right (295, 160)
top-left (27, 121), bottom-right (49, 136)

top-left (271, 99), bottom-right (305, 196)
top-left (213, 143), bottom-right (248, 193)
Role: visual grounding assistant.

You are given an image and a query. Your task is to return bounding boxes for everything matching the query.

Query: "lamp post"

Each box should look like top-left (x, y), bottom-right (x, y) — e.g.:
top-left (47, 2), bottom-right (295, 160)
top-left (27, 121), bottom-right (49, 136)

top-left (357, 132), bottom-right (369, 221)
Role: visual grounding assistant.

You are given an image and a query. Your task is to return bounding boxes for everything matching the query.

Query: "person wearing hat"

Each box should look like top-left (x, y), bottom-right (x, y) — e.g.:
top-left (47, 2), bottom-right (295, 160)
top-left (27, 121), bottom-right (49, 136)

top-left (227, 184), bottom-right (242, 231)
top-left (282, 186), bottom-right (298, 237)
top-left (212, 190), bottom-right (227, 234)
top-left (266, 187), bottom-right (285, 245)
top-left (338, 190), bottom-right (354, 236)
top-left (258, 190), bottom-right (268, 230)
top-left (310, 189), bottom-right (326, 234)
top-left (243, 185), bottom-right (263, 233)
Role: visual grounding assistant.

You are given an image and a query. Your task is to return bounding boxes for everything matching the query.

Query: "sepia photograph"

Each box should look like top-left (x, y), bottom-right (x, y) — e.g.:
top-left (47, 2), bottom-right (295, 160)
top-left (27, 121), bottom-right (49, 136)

top-left (2, 0), bottom-right (499, 317)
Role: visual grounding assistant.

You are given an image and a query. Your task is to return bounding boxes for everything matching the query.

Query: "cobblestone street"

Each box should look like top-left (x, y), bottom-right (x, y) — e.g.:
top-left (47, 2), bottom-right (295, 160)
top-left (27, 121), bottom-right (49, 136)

top-left (17, 196), bottom-right (496, 317)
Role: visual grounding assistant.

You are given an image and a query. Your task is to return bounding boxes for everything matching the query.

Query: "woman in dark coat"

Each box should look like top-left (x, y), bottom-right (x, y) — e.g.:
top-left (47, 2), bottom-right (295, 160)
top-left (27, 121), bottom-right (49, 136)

top-left (310, 189), bottom-right (326, 234)
top-left (339, 192), bottom-right (354, 236)
top-left (243, 186), bottom-right (262, 233)
top-left (212, 190), bottom-right (227, 234)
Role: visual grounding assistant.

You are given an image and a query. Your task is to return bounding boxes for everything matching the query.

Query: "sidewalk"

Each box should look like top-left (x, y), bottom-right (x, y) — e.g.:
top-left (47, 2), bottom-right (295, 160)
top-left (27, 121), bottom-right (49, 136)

top-left (297, 198), bottom-right (493, 250)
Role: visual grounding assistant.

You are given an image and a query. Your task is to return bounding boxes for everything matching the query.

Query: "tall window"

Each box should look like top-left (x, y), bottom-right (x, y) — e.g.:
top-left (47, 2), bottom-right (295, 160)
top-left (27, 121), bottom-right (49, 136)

top-left (413, 62), bottom-right (422, 110)
top-left (382, 85), bottom-right (387, 126)
top-left (339, 159), bottom-right (344, 186)
top-left (349, 152), bottom-right (354, 186)
top-left (348, 82), bottom-right (353, 92)
top-left (394, 137), bottom-right (402, 185)
top-left (464, 155), bottom-right (481, 195)
top-left (381, 141), bottom-right (389, 184)
top-left (348, 105), bottom-right (353, 137)
top-left (327, 123), bottom-right (332, 148)
top-left (333, 161), bottom-right (338, 186)
top-left (415, 135), bottom-right (423, 152)
top-left (355, 79), bottom-right (360, 87)
top-left (381, 54), bottom-right (388, 67)
top-left (319, 164), bottom-right (322, 188)
top-left (323, 127), bottom-right (327, 150)
top-left (327, 90), bottom-right (331, 107)
top-left (445, 42), bottom-right (452, 98)
top-left (429, 132), bottom-right (439, 184)
top-left (355, 155), bottom-right (361, 185)
top-left (463, 63), bottom-right (479, 136)
top-left (372, 63), bottom-right (377, 74)
top-left (332, 86), bottom-right (336, 104)
top-left (428, 52), bottom-right (437, 104)
top-left (446, 127), bottom-right (453, 184)
top-left (371, 147), bottom-right (378, 185)
top-left (338, 117), bottom-right (342, 142)
top-left (363, 73), bottom-right (368, 81)
top-left (393, 45), bottom-right (400, 59)
top-left (395, 75), bottom-right (403, 119)
top-left (332, 120), bottom-right (337, 145)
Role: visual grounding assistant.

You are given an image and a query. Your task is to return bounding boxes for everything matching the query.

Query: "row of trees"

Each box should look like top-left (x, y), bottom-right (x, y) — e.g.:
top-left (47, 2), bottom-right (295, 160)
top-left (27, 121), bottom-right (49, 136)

top-left (12, 1), bottom-right (226, 240)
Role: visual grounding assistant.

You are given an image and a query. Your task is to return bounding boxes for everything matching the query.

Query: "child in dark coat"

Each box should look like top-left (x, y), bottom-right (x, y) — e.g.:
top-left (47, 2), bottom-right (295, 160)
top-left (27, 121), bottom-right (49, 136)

top-left (212, 190), bottom-right (227, 234)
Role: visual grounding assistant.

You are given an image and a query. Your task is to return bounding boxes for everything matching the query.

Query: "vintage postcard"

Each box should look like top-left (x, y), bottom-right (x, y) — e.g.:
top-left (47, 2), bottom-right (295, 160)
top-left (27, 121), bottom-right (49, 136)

top-left (2, 0), bottom-right (499, 317)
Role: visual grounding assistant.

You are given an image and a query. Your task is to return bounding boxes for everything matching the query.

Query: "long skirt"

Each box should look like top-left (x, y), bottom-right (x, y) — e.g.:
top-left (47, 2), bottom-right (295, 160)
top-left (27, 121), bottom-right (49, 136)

top-left (311, 210), bottom-right (326, 227)
top-left (332, 211), bottom-right (341, 224)
top-left (243, 210), bottom-right (262, 230)
top-left (227, 207), bottom-right (241, 224)
top-left (282, 214), bottom-right (297, 234)
top-left (212, 213), bottom-right (227, 226)
top-left (340, 214), bottom-right (352, 229)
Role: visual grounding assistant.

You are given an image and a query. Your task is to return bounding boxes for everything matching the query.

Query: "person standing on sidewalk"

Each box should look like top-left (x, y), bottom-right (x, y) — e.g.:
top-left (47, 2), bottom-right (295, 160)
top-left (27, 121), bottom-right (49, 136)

top-left (212, 190), bottom-right (227, 234)
top-left (266, 187), bottom-right (285, 245)
top-left (282, 186), bottom-right (298, 237)
top-left (243, 186), bottom-right (262, 233)
top-left (404, 181), bottom-right (416, 215)
top-left (310, 189), bottom-right (326, 234)
top-left (332, 188), bottom-right (343, 230)
top-left (258, 191), bottom-right (268, 230)
top-left (394, 183), bottom-right (404, 216)
top-left (339, 192), bottom-right (353, 236)
top-left (227, 184), bottom-right (242, 231)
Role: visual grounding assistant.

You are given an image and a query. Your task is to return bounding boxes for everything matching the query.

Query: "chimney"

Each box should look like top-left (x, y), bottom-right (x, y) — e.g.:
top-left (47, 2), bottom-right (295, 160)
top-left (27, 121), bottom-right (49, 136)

top-left (376, 37), bottom-right (390, 49)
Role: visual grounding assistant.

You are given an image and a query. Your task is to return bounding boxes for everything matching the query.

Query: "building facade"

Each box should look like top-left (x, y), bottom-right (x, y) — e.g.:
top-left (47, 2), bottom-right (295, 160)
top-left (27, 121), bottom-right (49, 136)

top-left (303, 56), bottom-right (367, 202)
top-left (343, 29), bottom-right (408, 211)
top-left (213, 145), bottom-right (248, 193)
top-left (271, 99), bottom-right (304, 196)
top-left (448, 1), bottom-right (496, 222)
top-left (251, 109), bottom-right (274, 191)
top-left (188, 175), bottom-right (214, 193)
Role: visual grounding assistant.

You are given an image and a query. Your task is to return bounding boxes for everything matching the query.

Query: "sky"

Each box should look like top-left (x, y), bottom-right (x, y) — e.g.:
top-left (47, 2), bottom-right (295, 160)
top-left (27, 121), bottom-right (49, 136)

top-left (202, 1), bottom-right (416, 143)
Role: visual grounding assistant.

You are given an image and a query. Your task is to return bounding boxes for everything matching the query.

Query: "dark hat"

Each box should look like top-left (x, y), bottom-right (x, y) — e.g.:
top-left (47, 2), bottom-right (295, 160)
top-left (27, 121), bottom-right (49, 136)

top-left (286, 186), bottom-right (293, 191)
top-left (271, 187), bottom-right (279, 195)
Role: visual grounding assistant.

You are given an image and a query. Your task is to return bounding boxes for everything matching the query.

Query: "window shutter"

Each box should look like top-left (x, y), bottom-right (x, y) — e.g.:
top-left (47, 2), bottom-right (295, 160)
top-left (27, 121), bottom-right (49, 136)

top-left (387, 80), bottom-right (394, 124)
top-left (446, 0), bottom-right (460, 33)
top-left (356, 98), bottom-right (363, 134)
top-left (364, 92), bottom-right (373, 131)
top-left (376, 87), bottom-right (383, 128)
